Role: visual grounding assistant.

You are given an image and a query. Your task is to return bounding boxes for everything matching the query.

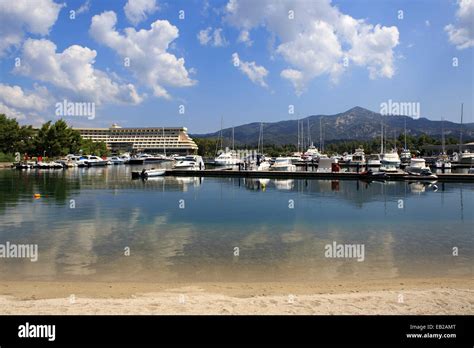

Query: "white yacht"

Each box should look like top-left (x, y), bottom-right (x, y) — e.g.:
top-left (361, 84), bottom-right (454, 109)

top-left (350, 147), bottom-right (366, 165)
top-left (57, 154), bottom-right (80, 167)
top-left (85, 155), bottom-right (109, 167)
top-left (76, 155), bottom-right (108, 167)
top-left (303, 143), bottom-right (325, 161)
top-left (380, 151), bottom-right (401, 172)
top-left (453, 150), bottom-right (474, 165)
top-left (367, 154), bottom-right (382, 166)
top-left (214, 151), bottom-right (241, 166)
top-left (173, 155), bottom-right (205, 170)
top-left (129, 153), bottom-right (164, 164)
top-left (405, 158), bottom-right (433, 175)
top-left (289, 152), bottom-right (304, 163)
top-left (109, 156), bottom-right (125, 164)
top-left (119, 153), bottom-right (131, 164)
top-left (270, 157), bottom-right (296, 172)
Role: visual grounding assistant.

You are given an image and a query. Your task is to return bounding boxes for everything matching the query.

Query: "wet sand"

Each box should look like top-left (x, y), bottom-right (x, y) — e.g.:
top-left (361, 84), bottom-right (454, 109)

top-left (0, 278), bottom-right (472, 314)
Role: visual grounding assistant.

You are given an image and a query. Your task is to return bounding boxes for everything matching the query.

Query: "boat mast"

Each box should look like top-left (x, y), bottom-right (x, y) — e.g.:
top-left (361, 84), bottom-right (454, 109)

top-left (307, 119), bottom-right (311, 147)
top-left (232, 127), bottom-right (235, 152)
top-left (459, 103), bottom-right (463, 153)
top-left (404, 118), bottom-right (407, 150)
top-left (320, 117), bottom-right (323, 152)
top-left (441, 117), bottom-right (446, 155)
top-left (297, 119), bottom-right (300, 153)
top-left (381, 115), bottom-right (384, 154)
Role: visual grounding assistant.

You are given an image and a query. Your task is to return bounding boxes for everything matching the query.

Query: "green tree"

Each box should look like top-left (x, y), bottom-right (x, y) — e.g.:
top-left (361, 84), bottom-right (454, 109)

top-left (33, 119), bottom-right (83, 157)
top-left (79, 138), bottom-right (109, 157)
top-left (0, 114), bottom-right (20, 154)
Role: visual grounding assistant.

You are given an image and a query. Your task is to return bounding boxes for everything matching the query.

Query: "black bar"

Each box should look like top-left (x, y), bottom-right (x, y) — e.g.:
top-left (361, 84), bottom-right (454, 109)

top-left (0, 315), bottom-right (471, 346)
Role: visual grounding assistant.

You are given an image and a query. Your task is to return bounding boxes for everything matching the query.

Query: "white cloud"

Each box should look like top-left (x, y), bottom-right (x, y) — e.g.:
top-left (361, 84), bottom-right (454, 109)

top-left (224, 0), bottom-right (399, 93)
top-left (76, 0), bottom-right (91, 15)
top-left (237, 30), bottom-right (253, 46)
top-left (425, 20), bottom-right (431, 27)
top-left (0, 103), bottom-right (27, 120)
top-left (197, 27), bottom-right (228, 47)
top-left (124, 0), bottom-right (158, 26)
top-left (197, 27), bottom-right (212, 45)
top-left (445, 0), bottom-right (474, 49)
top-left (90, 11), bottom-right (195, 99)
top-left (14, 38), bottom-right (142, 105)
top-left (0, 84), bottom-right (51, 111)
top-left (0, 84), bottom-right (51, 123)
top-left (0, 0), bottom-right (63, 56)
top-left (232, 52), bottom-right (268, 88)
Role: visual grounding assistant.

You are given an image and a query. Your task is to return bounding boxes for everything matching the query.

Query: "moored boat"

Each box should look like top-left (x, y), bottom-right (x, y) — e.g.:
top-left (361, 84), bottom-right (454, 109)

top-left (270, 157), bottom-right (296, 172)
top-left (132, 168), bottom-right (166, 179)
top-left (405, 158), bottom-right (435, 176)
top-left (173, 155), bottom-right (205, 170)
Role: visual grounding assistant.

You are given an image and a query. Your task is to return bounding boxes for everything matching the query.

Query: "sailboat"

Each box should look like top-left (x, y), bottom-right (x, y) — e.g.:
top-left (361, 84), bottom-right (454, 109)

top-left (380, 120), bottom-right (400, 172)
top-left (290, 119), bottom-right (304, 163)
top-left (214, 121), bottom-right (241, 166)
top-left (249, 123), bottom-right (270, 171)
top-left (435, 117), bottom-right (452, 169)
top-left (400, 118), bottom-right (412, 164)
top-left (453, 103), bottom-right (474, 164)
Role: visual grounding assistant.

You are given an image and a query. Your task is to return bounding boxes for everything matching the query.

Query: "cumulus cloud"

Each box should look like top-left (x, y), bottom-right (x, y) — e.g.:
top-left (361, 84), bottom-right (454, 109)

top-left (14, 38), bottom-right (142, 105)
top-left (197, 27), bottom-right (228, 47)
top-left (0, 103), bottom-right (27, 120)
top-left (124, 0), bottom-right (158, 26)
top-left (232, 52), bottom-right (269, 88)
top-left (445, 0), bottom-right (474, 49)
top-left (224, 0), bottom-right (399, 93)
top-left (90, 11), bottom-right (195, 99)
top-left (0, 0), bottom-right (63, 56)
top-left (0, 84), bottom-right (52, 123)
top-left (0, 84), bottom-right (51, 111)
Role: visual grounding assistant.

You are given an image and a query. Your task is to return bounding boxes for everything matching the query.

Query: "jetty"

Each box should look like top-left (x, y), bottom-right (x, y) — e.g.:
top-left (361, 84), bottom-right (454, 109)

top-left (164, 169), bottom-right (474, 182)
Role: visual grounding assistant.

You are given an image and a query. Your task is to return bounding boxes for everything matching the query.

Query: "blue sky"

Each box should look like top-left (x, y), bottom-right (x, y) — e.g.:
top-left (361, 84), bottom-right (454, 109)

top-left (0, 0), bottom-right (472, 133)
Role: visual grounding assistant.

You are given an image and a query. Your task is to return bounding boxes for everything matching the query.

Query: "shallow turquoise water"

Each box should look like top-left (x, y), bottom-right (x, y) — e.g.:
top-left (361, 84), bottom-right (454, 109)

top-left (0, 165), bottom-right (472, 283)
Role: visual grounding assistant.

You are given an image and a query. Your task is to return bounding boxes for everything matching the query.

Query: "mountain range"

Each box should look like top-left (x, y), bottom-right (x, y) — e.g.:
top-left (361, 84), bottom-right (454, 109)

top-left (192, 107), bottom-right (474, 146)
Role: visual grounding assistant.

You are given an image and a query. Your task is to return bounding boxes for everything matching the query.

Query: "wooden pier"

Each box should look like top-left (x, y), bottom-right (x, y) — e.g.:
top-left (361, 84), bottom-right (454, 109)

top-left (164, 169), bottom-right (474, 182)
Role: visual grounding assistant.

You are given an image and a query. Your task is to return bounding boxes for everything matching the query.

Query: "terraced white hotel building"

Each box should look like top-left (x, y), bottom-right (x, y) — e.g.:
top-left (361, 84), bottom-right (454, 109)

top-left (75, 124), bottom-right (198, 154)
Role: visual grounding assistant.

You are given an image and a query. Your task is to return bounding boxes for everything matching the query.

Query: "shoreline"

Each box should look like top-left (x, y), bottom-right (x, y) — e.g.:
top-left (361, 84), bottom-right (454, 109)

top-left (1, 278), bottom-right (472, 315)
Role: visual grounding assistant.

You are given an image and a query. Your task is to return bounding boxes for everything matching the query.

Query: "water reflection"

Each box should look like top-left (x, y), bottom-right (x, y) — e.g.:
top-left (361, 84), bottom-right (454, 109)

top-left (0, 167), bottom-right (472, 283)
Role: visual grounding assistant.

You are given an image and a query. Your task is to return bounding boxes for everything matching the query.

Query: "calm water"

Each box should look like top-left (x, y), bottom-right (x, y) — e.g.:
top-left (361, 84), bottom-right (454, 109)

top-left (0, 165), bottom-right (472, 283)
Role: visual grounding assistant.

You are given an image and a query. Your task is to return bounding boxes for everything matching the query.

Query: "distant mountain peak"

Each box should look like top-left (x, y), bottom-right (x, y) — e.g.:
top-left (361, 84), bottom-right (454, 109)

top-left (193, 107), bottom-right (474, 145)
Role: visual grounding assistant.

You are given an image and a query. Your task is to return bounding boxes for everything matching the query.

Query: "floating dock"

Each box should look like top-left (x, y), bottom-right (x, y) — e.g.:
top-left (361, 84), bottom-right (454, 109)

top-left (164, 169), bottom-right (474, 182)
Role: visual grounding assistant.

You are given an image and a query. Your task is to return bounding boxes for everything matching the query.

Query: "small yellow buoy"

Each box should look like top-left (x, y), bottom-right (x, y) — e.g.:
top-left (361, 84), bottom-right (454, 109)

top-left (34, 193), bottom-right (41, 199)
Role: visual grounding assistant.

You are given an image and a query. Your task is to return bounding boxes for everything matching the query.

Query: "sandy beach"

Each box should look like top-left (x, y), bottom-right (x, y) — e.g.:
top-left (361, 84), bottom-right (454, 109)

top-left (0, 278), bottom-right (472, 315)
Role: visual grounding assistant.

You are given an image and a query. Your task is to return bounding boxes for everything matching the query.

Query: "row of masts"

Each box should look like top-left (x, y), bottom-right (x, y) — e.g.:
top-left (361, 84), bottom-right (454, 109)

top-left (215, 102), bottom-right (465, 156)
top-left (297, 117), bottom-right (324, 153)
